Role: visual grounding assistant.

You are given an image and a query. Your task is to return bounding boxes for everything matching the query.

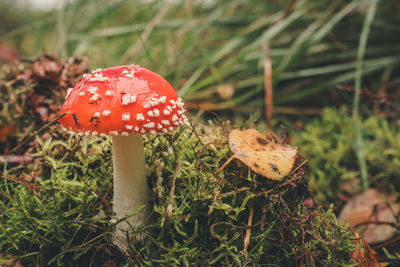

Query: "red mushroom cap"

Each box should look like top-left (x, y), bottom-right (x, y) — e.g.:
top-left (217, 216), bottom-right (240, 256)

top-left (59, 65), bottom-right (188, 136)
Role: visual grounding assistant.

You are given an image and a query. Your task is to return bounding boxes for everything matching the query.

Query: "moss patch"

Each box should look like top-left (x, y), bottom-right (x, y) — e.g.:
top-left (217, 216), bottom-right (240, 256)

top-left (292, 108), bottom-right (400, 205)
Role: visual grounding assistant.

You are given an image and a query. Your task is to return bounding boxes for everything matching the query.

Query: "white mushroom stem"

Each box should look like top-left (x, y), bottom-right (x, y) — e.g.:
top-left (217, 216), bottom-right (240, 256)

top-left (112, 134), bottom-right (149, 248)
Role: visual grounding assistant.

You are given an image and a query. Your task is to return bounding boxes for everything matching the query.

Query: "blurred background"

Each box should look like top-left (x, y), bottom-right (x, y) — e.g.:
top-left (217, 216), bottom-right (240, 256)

top-left (1, 0), bottom-right (399, 116)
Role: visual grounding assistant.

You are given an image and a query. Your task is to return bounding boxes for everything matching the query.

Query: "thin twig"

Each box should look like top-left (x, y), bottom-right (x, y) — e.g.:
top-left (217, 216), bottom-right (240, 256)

top-left (8, 112), bottom-right (66, 155)
top-left (215, 156), bottom-right (235, 174)
top-left (263, 42), bottom-right (273, 130)
top-left (166, 160), bottom-right (182, 219)
top-left (244, 203), bottom-right (254, 260)
top-left (372, 235), bottom-right (400, 250)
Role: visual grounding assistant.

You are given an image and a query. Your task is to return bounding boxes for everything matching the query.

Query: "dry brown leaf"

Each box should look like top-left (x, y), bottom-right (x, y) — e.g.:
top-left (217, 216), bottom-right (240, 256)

top-left (228, 129), bottom-right (297, 180)
top-left (338, 189), bottom-right (399, 244)
top-left (32, 55), bottom-right (62, 82)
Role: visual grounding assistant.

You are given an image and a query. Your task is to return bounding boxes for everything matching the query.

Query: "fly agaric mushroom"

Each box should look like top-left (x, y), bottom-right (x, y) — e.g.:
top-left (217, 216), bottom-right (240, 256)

top-left (59, 65), bottom-right (188, 248)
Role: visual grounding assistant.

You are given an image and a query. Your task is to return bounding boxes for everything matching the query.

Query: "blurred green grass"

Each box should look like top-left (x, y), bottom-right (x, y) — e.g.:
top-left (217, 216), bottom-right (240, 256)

top-left (2, 0), bottom-right (400, 111)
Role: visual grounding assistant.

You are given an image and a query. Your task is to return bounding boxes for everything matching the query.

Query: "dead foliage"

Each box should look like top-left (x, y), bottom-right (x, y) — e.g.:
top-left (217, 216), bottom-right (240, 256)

top-left (228, 128), bottom-right (297, 181)
top-left (0, 54), bottom-right (89, 155)
top-left (339, 189), bottom-right (399, 245)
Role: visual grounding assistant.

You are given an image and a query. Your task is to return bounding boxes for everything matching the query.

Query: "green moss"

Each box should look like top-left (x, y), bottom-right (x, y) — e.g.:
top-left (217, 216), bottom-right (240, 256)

top-left (292, 108), bottom-right (400, 204)
top-left (0, 119), bottom-right (360, 265)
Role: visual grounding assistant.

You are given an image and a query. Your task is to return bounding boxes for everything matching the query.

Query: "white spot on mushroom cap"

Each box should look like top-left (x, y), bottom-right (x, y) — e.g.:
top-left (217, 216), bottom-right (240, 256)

top-left (90, 73), bottom-right (109, 81)
top-left (126, 125), bottom-right (133, 130)
top-left (90, 93), bottom-right (100, 101)
top-left (176, 97), bottom-right (184, 107)
top-left (79, 91), bottom-right (85, 96)
top-left (105, 90), bottom-right (112, 96)
top-left (134, 126), bottom-right (139, 132)
top-left (121, 94), bottom-right (137, 105)
top-left (136, 113), bottom-right (145, 121)
top-left (149, 109), bottom-right (160, 117)
top-left (87, 86), bottom-right (98, 94)
top-left (150, 130), bottom-right (156, 135)
top-left (94, 112), bottom-right (100, 117)
top-left (109, 131), bottom-right (119, 135)
top-left (143, 122), bottom-right (155, 128)
top-left (102, 110), bottom-right (111, 116)
top-left (161, 120), bottom-right (170, 125)
top-left (92, 131), bottom-right (98, 135)
top-left (122, 113), bottom-right (131, 121)
top-left (172, 114), bottom-right (178, 121)
top-left (149, 99), bottom-right (159, 106)
top-left (163, 109), bottom-right (171, 115)
top-left (124, 69), bottom-right (136, 77)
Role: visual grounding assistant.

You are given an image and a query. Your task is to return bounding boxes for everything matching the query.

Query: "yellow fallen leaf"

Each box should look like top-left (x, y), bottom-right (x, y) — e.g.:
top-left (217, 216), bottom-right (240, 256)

top-left (228, 129), bottom-right (297, 181)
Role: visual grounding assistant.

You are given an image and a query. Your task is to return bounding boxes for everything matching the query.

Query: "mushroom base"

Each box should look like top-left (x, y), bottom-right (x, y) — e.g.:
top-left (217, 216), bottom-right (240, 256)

top-left (112, 134), bottom-right (149, 250)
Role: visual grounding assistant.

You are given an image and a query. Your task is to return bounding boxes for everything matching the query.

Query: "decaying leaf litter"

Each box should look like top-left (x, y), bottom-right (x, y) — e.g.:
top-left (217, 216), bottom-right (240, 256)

top-left (228, 128), bottom-right (297, 181)
top-left (0, 56), bottom-right (379, 265)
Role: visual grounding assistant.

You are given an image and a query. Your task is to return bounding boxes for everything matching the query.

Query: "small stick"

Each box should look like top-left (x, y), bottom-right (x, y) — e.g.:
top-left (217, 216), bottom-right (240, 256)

top-left (289, 159), bottom-right (308, 175)
top-left (215, 156), bottom-right (235, 174)
top-left (166, 160), bottom-right (182, 219)
top-left (263, 42), bottom-right (273, 130)
top-left (0, 155), bottom-right (34, 165)
top-left (207, 189), bottom-right (221, 216)
top-left (244, 203), bottom-right (254, 259)
top-left (8, 112), bottom-right (66, 155)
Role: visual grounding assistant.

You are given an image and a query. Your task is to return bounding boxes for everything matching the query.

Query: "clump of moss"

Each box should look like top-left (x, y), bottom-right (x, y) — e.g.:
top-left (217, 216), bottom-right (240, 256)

top-left (292, 108), bottom-right (400, 205)
top-left (0, 118), bottom-right (360, 266)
